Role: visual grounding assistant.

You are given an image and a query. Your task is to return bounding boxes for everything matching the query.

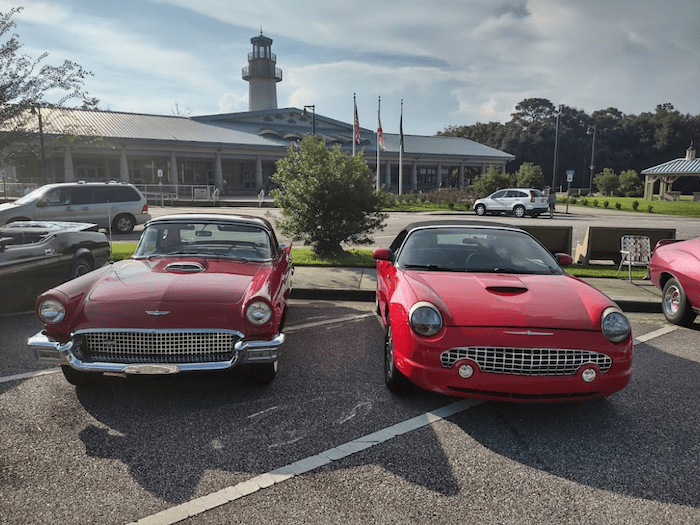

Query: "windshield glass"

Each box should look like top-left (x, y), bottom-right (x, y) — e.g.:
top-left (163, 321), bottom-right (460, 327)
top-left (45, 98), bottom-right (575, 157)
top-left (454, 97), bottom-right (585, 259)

top-left (133, 221), bottom-right (273, 261)
top-left (397, 227), bottom-right (563, 275)
top-left (14, 186), bottom-right (51, 205)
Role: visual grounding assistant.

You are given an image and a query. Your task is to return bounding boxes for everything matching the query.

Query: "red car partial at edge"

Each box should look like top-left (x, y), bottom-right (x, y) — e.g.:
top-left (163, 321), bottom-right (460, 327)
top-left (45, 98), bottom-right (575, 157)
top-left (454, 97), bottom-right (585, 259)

top-left (27, 214), bottom-right (292, 386)
top-left (649, 237), bottom-right (700, 326)
top-left (373, 220), bottom-right (633, 403)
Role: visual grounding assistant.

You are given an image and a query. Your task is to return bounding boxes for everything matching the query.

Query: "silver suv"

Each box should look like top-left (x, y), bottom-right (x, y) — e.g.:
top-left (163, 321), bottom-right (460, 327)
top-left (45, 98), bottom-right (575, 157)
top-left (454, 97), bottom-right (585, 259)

top-left (474, 188), bottom-right (547, 218)
top-left (0, 182), bottom-right (150, 233)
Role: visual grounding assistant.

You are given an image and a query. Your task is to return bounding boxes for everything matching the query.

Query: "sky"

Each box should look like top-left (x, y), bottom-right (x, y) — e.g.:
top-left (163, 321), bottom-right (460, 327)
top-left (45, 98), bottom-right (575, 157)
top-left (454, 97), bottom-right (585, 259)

top-left (3, 0), bottom-right (699, 137)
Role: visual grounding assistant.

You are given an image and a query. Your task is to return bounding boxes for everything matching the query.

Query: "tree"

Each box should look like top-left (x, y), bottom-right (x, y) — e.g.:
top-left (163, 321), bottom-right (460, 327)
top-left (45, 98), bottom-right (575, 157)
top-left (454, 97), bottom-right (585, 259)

top-left (471, 166), bottom-right (513, 197)
top-left (618, 170), bottom-right (642, 197)
top-left (593, 168), bottom-right (618, 196)
top-left (0, 7), bottom-right (93, 171)
top-left (271, 136), bottom-right (388, 256)
top-left (516, 162), bottom-right (545, 189)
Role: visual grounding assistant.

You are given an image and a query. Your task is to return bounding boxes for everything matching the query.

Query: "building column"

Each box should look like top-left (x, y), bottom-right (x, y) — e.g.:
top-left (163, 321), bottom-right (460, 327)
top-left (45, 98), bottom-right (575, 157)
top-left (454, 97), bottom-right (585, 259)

top-left (436, 162), bottom-right (442, 188)
top-left (458, 162), bottom-right (465, 188)
top-left (255, 156), bottom-right (263, 191)
top-left (214, 151), bottom-right (223, 192)
top-left (411, 161), bottom-right (418, 192)
top-left (385, 159), bottom-right (391, 190)
top-left (64, 149), bottom-right (75, 182)
top-left (169, 152), bottom-right (178, 187)
top-left (119, 149), bottom-right (129, 182)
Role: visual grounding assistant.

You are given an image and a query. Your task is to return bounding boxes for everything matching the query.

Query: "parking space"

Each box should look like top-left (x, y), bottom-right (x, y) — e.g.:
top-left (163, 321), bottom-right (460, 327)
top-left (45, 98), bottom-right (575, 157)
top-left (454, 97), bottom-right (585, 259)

top-left (1, 303), bottom-right (699, 524)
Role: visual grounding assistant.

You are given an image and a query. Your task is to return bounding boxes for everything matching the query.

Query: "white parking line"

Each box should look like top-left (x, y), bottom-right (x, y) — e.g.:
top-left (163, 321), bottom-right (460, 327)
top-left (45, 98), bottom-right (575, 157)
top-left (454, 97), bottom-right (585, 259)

top-left (633, 325), bottom-right (678, 345)
top-left (0, 368), bottom-right (59, 384)
top-left (128, 399), bottom-right (479, 525)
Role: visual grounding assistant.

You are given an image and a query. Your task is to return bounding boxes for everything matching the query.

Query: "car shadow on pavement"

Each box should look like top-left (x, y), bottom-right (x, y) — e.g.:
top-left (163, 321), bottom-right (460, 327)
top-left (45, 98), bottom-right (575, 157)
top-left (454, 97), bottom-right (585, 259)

top-left (74, 317), bottom-right (461, 504)
top-left (451, 341), bottom-right (700, 508)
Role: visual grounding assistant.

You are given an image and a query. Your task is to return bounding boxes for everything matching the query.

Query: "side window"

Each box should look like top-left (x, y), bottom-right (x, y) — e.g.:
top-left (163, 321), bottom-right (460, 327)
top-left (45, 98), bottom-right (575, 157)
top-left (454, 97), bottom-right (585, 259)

top-left (516, 191), bottom-right (528, 198)
top-left (72, 187), bottom-right (95, 205)
top-left (491, 190), bottom-right (506, 199)
top-left (45, 188), bottom-right (72, 206)
top-left (111, 186), bottom-right (140, 202)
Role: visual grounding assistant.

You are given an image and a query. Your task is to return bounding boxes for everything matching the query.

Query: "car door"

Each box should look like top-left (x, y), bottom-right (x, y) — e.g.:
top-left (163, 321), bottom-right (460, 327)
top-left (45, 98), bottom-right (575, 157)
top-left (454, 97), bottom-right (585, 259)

top-left (32, 186), bottom-right (75, 222)
top-left (488, 190), bottom-right (508, 212)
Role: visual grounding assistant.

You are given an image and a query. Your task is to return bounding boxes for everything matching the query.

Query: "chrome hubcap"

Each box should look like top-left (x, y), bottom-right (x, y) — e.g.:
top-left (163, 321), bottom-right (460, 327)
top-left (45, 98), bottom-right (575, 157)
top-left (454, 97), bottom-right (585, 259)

top-left (664, 286), bottom-right (681, 315)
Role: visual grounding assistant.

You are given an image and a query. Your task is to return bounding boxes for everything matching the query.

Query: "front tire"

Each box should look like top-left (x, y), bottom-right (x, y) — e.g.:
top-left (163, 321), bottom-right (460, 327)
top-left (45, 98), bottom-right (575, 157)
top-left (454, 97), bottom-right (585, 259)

top-left (61, 365), bottom-right (102, 387)
top-left (474, 204), bottom-right (486, 216)
top-left (384, 321), bottom-right (409, 392)
top-left (112, 214), bottom-right (135, 234)
top-left (662, 278), bottom-right (696, 326)
top-left (70, 256), bottom-right (93, 280)
top-left (513, 205), bottom-right (526, 218)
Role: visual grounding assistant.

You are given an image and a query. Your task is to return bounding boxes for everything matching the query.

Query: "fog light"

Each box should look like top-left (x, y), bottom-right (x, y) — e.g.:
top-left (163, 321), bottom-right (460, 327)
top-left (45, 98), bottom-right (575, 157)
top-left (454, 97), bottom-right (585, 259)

top-left (459, 364), bottom-right (474, 378)
top-left (582, 368), bottom-right (597, 383)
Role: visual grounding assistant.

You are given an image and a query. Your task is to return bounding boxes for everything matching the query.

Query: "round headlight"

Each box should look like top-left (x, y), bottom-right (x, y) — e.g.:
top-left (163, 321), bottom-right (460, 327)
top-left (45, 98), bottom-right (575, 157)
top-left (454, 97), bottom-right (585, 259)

top-left (601, 307), bottom-right (630, 343)
top-left (409, 302), bottom-right (443, 336)
top-left (246, 300), bottom-right (272, 325)
top-left (38, 299), bottom-right (66, 324)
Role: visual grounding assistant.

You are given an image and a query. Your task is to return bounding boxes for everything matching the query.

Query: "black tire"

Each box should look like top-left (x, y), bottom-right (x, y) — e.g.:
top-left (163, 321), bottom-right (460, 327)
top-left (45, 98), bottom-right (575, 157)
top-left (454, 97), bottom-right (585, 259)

top-left (61, 365), bottom-right (102, 387)
top-left (662, 278), bottom-right (696, 326)
top-left (384, 321), bottom-right (409, 392)
top-left (247, 361), bottom-right (278, 383)
top-left (513, 205), bottom-right (526, 218)
top-left (112, 214), bottom-right (135, 234)
top-left (70, 256), bottom-right (93, 280)
top-left (474, 204), bottom-right (486, 216)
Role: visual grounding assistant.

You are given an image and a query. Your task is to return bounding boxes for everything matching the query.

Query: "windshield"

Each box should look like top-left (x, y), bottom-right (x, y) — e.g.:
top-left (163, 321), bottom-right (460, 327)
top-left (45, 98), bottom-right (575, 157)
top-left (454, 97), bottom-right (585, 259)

top-left (14, 186), bottom-right (51, 205)
top-left (396, 227), bottom-right (563, 275)
top-left (133, 221), bottom-right (274, 261)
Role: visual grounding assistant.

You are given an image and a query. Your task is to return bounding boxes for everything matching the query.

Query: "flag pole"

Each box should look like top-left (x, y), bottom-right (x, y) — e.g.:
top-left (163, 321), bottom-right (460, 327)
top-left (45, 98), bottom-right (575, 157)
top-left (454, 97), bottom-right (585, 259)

top-left (352, 93), bottom-right (357, 156)
top-left (399, 99), bottom-right (403, 196)
top-left (376, 96), bottom-right (381, 191)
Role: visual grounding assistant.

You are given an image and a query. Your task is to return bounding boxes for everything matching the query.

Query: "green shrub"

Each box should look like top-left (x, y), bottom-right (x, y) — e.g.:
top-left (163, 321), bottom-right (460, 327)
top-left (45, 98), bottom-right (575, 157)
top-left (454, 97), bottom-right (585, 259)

top-left (648, 205), bottom-right (654, 213)
top-left (615, 202), bottom-right (622, 210)
top-left (632, 200), bottom-right (639, 210)
top-left (604, 200), bottom-right (609, 208)
top-left (581, 198), bottom-right (588, 206)
top-left (593, 199), bottom-right (599, 207)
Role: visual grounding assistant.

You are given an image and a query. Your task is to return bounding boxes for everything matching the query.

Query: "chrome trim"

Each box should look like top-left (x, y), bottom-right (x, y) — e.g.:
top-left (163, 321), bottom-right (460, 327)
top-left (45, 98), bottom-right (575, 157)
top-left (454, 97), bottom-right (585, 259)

top-left (28, 329), bottom-right (285, 373)
top-left (441, 346), bottom-right (612, 376)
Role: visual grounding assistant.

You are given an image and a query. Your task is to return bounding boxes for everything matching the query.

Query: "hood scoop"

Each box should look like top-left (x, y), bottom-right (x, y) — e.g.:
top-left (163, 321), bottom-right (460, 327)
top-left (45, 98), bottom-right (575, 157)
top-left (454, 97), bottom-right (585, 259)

top-left (485, 285), bottom-right (528, 296)
top-left (164, 261), bottom-right (205, 273)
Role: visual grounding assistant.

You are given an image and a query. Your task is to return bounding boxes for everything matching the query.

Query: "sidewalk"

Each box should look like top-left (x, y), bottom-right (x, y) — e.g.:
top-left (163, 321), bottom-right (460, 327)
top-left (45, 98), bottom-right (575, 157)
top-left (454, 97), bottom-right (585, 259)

top-left (290, 266), bottom-right (663, 312)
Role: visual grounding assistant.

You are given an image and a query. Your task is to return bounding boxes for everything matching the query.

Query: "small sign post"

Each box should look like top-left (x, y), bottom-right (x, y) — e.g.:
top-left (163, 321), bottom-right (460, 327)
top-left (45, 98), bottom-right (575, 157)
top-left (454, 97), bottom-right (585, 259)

top-left (566, 170), bottom-right (574, 213)
top-left (158, 169), bottom-right (164, 207)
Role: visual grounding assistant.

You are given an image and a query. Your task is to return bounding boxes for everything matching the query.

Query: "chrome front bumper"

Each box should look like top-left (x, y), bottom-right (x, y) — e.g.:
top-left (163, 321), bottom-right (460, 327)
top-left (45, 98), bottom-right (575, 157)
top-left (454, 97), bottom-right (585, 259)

top-left (27, 330), bottom-right (285, 375)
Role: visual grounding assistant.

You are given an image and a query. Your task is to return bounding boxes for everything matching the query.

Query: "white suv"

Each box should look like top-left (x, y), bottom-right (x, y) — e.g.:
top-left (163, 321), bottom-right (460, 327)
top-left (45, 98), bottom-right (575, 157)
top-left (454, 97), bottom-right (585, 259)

top-left (474, 188), bottom-right (547, 218)
top-left (0, 182), bottom-right (150, 233)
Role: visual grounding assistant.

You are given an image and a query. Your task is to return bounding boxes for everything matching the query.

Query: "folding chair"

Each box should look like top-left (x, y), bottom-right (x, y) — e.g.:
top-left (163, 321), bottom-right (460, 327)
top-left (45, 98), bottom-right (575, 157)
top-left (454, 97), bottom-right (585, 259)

top-left (616, 235), bottom-right (651, 281)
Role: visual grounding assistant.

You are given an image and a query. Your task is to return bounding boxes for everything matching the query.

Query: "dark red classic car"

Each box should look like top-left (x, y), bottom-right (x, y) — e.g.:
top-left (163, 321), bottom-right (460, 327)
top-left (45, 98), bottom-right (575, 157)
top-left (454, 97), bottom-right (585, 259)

top-left (373, 221), bottom-right (633, 402)
top-left (28, 214), bottom-right (292, 386)
top-left (649, 237), bottom-right (700, 326)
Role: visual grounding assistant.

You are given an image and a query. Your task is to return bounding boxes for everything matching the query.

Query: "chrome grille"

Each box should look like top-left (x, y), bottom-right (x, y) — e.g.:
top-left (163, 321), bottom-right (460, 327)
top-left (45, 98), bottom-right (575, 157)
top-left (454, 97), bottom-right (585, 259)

top-left (440, 347), bottom-right (612, 376)
top-left (74, 329), bottom-right (241, 365)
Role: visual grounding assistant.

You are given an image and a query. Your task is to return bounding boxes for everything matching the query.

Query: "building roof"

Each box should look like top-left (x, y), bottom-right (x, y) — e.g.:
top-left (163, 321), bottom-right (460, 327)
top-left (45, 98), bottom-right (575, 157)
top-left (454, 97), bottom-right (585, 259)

top-left (641, 158), bottom-right (700, 175)
top-left (20, 106), bottom-right (513, 162)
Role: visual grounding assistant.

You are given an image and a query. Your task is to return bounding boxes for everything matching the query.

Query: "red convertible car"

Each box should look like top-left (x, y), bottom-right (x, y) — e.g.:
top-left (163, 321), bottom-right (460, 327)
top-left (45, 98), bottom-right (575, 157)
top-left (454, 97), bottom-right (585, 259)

top-left (28, 214), bottom-right (293, 386)
top-left (649, 237), bottom-right (700, 326)
top-left (373, 221), bottom-right (633, 402)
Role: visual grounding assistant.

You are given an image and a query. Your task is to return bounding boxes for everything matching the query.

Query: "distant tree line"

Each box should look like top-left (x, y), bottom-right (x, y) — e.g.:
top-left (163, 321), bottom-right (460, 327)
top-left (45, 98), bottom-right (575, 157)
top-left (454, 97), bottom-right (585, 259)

top-left (438, 98), bottom-right (700, 193)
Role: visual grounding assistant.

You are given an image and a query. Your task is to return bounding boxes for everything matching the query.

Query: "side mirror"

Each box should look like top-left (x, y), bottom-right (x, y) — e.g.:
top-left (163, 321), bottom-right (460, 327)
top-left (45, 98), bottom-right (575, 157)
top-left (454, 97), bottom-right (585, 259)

top-left (372, 248), bottom-right (392, 261)
top-left (35, 198), bottom-right (47, 208)
top-left (555, 253), bottom-right (573, 266)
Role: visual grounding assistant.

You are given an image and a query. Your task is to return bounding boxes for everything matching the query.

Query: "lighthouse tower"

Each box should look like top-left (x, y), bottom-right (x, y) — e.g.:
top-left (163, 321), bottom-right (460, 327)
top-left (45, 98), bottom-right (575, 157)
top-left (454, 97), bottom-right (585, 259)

top-left (242, 32), bottom-right (283, 111)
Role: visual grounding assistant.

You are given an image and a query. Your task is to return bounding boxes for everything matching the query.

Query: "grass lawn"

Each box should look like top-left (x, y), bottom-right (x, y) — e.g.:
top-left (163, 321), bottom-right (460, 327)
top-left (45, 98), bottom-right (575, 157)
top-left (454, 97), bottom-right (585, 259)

top-left (110, 242), bottom-right (643, 278)
top-left (563, 195), bottom-right (700, 217)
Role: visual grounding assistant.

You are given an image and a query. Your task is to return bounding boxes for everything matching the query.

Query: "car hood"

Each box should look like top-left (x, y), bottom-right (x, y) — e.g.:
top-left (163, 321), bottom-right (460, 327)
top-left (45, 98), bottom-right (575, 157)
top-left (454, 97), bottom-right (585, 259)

top-left (75, 258), bottom-right (269, 329)
top-left (404, 271), bottom-right (610, 330)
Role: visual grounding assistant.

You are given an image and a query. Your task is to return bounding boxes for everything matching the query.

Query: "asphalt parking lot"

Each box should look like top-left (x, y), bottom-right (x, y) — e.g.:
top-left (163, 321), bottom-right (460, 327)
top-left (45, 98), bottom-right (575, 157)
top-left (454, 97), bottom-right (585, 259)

top-left (1, 300), bottom-right (699, 525)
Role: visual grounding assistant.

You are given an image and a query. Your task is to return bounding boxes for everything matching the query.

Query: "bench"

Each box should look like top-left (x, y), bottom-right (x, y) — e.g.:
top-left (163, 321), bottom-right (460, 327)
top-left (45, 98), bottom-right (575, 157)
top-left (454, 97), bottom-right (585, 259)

top-left (574, 226), bottom-right (676, 265)
top-left (518, 225), bottom-right (573, 255)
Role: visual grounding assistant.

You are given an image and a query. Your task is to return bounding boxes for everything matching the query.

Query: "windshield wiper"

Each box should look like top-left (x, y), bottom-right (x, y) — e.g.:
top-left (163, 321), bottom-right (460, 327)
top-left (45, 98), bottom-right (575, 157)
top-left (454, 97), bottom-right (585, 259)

top-left (404, 264), bottom-right (457, 272)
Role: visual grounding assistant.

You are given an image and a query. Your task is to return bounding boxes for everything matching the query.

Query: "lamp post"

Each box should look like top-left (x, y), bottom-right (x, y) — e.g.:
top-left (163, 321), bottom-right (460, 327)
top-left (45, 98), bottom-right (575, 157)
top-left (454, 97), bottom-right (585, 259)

top-left (551, 104), bottom-right (563, 192)
top-left (587, 124), bottom-right (597, 196)
top-left (302, 105), bottom-right (316, 135)
top-left (31, 105), bottom-right (47, 183)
